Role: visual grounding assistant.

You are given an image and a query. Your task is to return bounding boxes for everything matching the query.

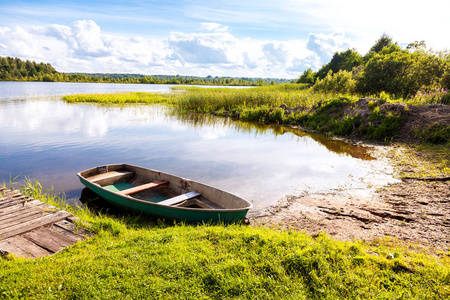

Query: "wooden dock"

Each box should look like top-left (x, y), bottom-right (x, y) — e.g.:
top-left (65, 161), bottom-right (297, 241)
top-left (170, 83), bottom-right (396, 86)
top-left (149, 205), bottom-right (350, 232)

top-left (0, 186), bottom-right (92, 258)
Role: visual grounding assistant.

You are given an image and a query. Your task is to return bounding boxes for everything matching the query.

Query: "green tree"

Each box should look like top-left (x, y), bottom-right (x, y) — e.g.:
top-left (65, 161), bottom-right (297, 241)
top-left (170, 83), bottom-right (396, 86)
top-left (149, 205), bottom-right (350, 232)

top-left (360, 50), bottom-right (448, 96)
top-left (363, 33), bottom-right (401, 62)
top-left (406, 40), bottom-right (426, 52)
top-left (297, 68), bottom-right (316, 84)
top-left (369, 33), bottom-right (394, 54)
top-left (316, 49), bottom-right (363, 80)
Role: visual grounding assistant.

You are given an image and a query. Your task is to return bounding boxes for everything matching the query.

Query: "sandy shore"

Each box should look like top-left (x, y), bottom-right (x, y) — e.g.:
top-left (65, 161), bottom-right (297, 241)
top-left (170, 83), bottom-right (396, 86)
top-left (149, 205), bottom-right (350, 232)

top-left (249, 144), bottom-right (450, 251)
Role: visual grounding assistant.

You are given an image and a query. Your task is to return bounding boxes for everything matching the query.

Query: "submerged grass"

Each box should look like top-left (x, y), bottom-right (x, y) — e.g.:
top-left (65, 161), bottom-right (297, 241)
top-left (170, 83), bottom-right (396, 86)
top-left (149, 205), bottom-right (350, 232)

top-left (1, 181), bottom-right (449, 299)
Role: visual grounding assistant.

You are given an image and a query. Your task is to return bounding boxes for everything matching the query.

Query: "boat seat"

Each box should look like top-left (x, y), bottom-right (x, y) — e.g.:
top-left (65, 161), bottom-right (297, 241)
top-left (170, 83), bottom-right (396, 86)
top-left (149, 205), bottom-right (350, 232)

top-left (157, 191), bottom-right (201, 206)
top-left (118, 180), bottom-right (169, 196)
top-left (87, 171), bottom-right (134, 184)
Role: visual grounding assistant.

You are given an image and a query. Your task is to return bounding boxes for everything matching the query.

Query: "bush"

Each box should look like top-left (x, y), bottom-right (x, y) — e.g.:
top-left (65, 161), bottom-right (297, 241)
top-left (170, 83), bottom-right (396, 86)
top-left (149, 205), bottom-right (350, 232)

top-left (313, 70), bottom-right (357, 94)
top-left (361, 50), bottom-right (449, 97)
top-left (316, 49), bottom-right (363, 80)
top-left (362, 111), bottom-right (403, 139)
top-left (415, 124), bottom-right (450, 144)
top-left (297, 68), bottom-right (316, 84)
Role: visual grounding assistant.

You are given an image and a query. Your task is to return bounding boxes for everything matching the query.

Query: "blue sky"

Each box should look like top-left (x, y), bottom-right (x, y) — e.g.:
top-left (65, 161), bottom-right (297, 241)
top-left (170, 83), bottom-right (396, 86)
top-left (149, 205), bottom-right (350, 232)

top-left (1, 0), bottom-right (449, 78)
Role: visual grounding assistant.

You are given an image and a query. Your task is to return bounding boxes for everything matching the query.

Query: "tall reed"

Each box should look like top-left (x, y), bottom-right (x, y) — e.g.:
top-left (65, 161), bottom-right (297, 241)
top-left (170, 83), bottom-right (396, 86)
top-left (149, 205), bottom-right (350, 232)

top-left (173, 85), bottom-right (333, 113)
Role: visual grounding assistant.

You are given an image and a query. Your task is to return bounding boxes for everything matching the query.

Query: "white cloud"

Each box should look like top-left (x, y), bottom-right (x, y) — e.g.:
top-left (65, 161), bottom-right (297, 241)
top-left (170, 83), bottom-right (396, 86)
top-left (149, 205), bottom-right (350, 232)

top-left (70, 20), bottom-right (108, 57)
top-left (199, 22), bottom-right (229, 32)
top-left (167, 30), bottom-right (235, 64)
top-left (0, 20), bottom-right (354, 78)
top-left (306, 32), bottom-right (350, 66)
top-left (262, 42), bottom-right (289, 65)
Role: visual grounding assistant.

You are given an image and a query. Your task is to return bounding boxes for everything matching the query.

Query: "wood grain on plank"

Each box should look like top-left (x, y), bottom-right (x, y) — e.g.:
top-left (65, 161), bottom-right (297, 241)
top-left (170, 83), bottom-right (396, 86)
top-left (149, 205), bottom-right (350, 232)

top-left (0, 197), bottom-right (28, 208)
top-left (0, 235), bottom-right (51, 258)
top-left (0, 210), bottom-right (72, 240)
top-left (117, 180), bottom-right (169, 195)
top-left (0, 200), bottom-right (47, 217)
top-left (49, 225), bottom-right (84, 243)
top-left (55, 220), bottom-right (92, 237)
top-left (24, 227), bottom-right (75, 253)
top-left (0, 208), bottom-right (48, 224)
top-left (87, 171), bottom-right (134, 183)
top-left (0, 210), bottom-right (48, 231)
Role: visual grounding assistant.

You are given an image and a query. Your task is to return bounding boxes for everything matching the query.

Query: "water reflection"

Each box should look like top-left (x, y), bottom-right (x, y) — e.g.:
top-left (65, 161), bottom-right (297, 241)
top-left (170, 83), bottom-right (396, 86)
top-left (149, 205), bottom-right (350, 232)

top-left (174, 112), bottom-right (374, 161)
top-left (1, 98), bottom-right (375, 208)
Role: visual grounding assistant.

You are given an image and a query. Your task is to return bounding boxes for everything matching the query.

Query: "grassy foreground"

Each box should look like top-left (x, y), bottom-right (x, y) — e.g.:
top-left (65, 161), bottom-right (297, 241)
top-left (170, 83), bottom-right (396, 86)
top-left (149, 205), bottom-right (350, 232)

top-left (1, 181), bottom-right (449, 299)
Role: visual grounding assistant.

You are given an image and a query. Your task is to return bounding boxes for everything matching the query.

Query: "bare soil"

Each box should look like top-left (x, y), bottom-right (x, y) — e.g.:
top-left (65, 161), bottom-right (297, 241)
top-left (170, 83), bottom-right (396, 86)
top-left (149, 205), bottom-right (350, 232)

top-left (249, 144), bottom-right (450, 251)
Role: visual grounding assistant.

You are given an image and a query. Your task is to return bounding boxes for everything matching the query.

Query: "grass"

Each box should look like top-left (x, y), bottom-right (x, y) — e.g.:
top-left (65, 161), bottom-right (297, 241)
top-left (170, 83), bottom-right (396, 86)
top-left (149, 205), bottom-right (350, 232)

top-left (62, 91), bottom-right (174, 105)
top-left (386, 144), bottom-right (450, 179)
top-left (415, 124), bottom-right (450, 145)
top-left (172, 84), bottom-right (337, 114)
top-left (162, 86), bottom-right (409, 141)
top-left (1, 181), bottom-right (449, 299)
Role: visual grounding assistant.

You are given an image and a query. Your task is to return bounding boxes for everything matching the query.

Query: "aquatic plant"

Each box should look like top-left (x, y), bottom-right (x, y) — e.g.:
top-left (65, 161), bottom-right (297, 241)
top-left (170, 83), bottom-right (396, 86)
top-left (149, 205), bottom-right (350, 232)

top-left (62, 92), bottom-right (173, 105)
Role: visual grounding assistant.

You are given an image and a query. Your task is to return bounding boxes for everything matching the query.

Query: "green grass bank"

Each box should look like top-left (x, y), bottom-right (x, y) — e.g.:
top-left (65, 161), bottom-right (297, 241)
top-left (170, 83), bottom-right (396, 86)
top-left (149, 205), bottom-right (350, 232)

top-left (1, 180), bottom-right (449, 299)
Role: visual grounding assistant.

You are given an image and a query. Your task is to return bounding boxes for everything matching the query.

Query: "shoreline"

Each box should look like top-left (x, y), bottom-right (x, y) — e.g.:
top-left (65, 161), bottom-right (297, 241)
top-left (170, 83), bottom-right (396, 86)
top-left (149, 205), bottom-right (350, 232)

top-left (249, 142), bottom-right (450, 252)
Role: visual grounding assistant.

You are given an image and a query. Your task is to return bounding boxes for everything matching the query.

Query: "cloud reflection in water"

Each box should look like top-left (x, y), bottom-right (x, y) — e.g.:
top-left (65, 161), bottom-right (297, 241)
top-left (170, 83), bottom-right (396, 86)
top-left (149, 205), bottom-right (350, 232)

top-left (1, 99), bottom-right (377, 207)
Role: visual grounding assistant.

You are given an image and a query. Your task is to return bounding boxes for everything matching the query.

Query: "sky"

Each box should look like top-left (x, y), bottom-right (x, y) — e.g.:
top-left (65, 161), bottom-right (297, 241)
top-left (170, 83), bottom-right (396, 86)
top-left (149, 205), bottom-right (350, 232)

top-left (1, 0), bottom-right (449, 79)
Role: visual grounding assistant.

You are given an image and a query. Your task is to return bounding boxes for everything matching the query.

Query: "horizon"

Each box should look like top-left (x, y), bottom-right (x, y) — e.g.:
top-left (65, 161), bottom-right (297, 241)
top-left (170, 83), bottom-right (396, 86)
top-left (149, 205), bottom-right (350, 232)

top-left (1, 0), bottom-right (449, 79)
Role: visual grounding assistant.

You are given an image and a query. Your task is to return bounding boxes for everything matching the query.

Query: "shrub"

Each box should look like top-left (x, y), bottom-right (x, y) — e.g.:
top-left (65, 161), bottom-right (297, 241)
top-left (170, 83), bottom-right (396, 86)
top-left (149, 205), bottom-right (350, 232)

top-left (415, 124), bottom-right (450, 144)
top-left (313, 70), bottom-right (357, 94)
top-left (362, 112), bottom-right (403, 139)
top-left (297, 68), bottom-right (316, 84)
top-left (316, 49), bottom-right (363, 80)
top-left (361, 50), bottom-right (449, 97)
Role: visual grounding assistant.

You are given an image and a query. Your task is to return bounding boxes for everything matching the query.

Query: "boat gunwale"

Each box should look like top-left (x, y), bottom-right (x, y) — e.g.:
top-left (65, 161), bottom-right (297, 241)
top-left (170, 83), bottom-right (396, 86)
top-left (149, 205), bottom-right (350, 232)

top-left (77, 163), bottom-right (253, 212)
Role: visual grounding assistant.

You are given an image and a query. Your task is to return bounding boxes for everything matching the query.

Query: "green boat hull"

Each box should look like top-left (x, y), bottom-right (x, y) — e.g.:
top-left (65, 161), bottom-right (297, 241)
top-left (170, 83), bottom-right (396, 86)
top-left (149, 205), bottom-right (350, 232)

top-left (78, 165), bottom-right (251, 223)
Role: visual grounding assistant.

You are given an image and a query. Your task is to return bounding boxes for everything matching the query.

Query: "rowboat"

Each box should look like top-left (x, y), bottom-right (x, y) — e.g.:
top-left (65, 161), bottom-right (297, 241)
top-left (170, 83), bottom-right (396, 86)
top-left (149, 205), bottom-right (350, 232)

top-left (77, 164), bottom-right (252, 223)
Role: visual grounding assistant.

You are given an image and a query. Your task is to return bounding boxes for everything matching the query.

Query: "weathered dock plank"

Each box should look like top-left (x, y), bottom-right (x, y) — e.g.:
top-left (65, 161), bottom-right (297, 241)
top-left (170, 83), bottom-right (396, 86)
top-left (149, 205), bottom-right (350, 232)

top-left (55, 219), bottom-right (92, 237)
top-left (0, 235), bottom-right (51, 258)
top-left (0, 188), bottom-right (92, 258)
top-left (0, 200), bottom-right (47, 218)
top-left (0, 197), bottom-right (27, 209)
top-left (24, 227), bottom-right (75, 253)
top-left (0, 209), bottom-right (47, 228)
top-left (0, 210), bottom-right (73, 240)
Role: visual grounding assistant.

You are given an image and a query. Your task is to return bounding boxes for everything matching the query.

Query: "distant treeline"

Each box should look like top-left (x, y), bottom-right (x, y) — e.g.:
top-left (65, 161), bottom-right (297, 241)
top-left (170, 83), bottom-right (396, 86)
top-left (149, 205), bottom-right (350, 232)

top-left (297, 34), bottom-right (450, 97)
top-left (0, 56), bottom-right (291, 86)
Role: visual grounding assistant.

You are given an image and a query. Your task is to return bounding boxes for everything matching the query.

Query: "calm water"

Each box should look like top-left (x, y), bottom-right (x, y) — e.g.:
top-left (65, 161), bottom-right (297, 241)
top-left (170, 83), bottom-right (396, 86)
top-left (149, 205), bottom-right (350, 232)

top-left (0, 82), bottom-right (375, 208)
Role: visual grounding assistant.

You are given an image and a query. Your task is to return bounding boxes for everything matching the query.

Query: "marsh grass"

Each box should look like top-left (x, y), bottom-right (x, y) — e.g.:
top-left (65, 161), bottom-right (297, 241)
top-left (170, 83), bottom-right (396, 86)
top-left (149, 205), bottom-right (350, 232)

top-left (63, 92), bottom-right (173, 105)
top-left (0, 181), bottom-right (449, 299)
top-left (173, 85), bottom-right (333, 114)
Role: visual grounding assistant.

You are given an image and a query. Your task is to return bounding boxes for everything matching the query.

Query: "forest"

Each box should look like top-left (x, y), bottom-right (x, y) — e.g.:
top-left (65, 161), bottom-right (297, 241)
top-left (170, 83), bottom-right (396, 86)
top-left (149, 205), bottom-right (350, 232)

top-left (0, 56), bottom-right (288, 86)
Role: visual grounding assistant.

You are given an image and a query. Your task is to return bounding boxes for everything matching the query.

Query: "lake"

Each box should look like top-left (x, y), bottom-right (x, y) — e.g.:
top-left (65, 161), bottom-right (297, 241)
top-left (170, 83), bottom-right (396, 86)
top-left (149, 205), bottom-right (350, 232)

top-left (0, 81), bottom-right (376, 208)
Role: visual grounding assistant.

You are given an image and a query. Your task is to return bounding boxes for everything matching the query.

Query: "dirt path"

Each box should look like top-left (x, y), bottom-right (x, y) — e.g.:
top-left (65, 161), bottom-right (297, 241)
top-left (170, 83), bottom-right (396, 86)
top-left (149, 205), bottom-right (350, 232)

top-left (249, 145), bottom-right (450, 251)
